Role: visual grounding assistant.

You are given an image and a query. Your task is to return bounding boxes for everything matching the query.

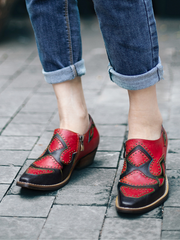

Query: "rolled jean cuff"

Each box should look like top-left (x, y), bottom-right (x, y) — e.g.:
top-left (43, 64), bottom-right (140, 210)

top-left (42, 59), bottom-right (86, 84)
top-left (108, 58), bottom-right (163, 90)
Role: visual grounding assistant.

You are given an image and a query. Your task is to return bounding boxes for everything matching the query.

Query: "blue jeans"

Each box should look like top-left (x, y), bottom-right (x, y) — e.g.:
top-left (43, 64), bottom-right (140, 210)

top-left (25, 0), bottom-right (163, 90)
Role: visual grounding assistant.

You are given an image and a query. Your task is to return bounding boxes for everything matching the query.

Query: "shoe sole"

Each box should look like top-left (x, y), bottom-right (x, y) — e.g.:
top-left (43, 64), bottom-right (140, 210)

top-left (115, 176), bottom-right (169, 214)
top-left (16, 148), bottom-right (97, 191)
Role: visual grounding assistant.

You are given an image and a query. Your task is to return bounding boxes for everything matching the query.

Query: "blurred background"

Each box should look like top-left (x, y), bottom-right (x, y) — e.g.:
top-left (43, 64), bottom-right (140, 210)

top-left (0, 0), bottom-right (180, 37)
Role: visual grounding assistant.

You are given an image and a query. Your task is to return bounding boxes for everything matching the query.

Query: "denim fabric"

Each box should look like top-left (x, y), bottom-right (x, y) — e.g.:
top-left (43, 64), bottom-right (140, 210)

top-left (25, 0), bottom-right (163, 90)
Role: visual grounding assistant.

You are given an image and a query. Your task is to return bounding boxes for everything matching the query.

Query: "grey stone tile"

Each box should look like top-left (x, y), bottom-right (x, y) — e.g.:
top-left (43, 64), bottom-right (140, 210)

top-left (0, 88), bottom-right (31, 117)
top-left (22, 94), bottom-right (57, 113)
top-left (96, 124), bottom-right (126, 137)
top-left (28, 131), bottom-right (53, 158)
top-left (93, 106), bottom-right (128, 125)
top-left (0, 150), bottom-right (30, 166)
top-left (0, 136), bottom-right (38, 150)
top-left (168, 140), bottom-right (180, 153)
top-left (162, 208), bottom-right (180, 230)
top-left (161, 231), bottom-right (180, 240)
top-left (0, 60), bottom-right (24, 76)
top-left (89, 151), bottom-right (120, 168)
top-left (167, 117), bottom-right (180, 139)
top-left (0, 166), bottom-right (20, 184)
top-left (0, 195), bottom-right (54, 217)
top-left (0, 79), bottom-right (8, 89)
top-left (81, 70), bottom-right (107, 92)
top-left (8, 65), bottom-right (44, 89)
top-left (167, 153), bottom-right (180, 170)
top-left (101, 218), bottom-right (161, 240)
top-left (0, 184), bottom-right (9, 201)
top-left (39, 205), bottom-right (106, 239)
top-left (0, 217), bottom-right (45, 240)
top-left (55, 185), bottom-right (111, 206)
top-left (70, 168), bottom-right (116, 187)
top-left (98, 136), bottom-right (123, 152)
top-left (36, 82), bottom-right (55, 93)
top-left (164, 186), bottom-right (180, 207)
top-left (170, 102), bottom-right (180, 116)
top-left (84, 89), bottom-right (100, 108)
top-left (96, 87), bottom-right (129, 108)
top-left (0, 117), bottom-right (10, 129)
top-left (2, 123), bottom-right (46, 136)
top-left (12, 112), bottom-right (53, 124)
top-left (167, 170), bottom-right (180, 186)
top-left (45, 112), bottom-right (59, 131)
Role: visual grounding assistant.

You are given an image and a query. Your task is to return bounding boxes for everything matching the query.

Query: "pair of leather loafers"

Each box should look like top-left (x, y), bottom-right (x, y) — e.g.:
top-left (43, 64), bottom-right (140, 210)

top-left (17, 117), bottom-right (168, 214)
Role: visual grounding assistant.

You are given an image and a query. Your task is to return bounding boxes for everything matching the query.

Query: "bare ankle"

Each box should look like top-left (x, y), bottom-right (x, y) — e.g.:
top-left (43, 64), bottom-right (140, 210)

top-left (128, 85), bottom-right (163, 140)
top-left (128, 112), bottom-right (163, 140)
top-left (53, 77), bottom-right (89, 134)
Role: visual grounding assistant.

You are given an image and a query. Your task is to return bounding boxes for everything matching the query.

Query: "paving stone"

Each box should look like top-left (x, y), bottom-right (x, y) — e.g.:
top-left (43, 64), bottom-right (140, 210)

top-left (164, 186), bottom-right (180, 207)
top-left (36, 82), bottom-right (54, 93)
top-left (0, 117), bottom-right (10, 129)
top-left (12, 112), bottom-right (53, 124)
top-left (39, 205), bottom-right (106, 239)
top-left (162, 208), bottom-right (180, 230)
top-left (2, 123), bottom-right (46, 136)
top-left (84, 89), bottom-right (101, 108)
top-left (0, 166), bottom-right (20, 184)
top-left (22, 94), bottom-right (57, 113)
top-left (0, 150), bottom-right (30, 166)
top-left (96, 87), bottom-right (129, 108)
top-left (167, 170), bottom-right (180, 186)
top-left (96, 124), bottom-right (126, 137)
top-left (0, 136), bottom-right (38, 150)
top-left (0, 195), bottom-right (54, 217)
top-left (101, 218), bottom-right (161, 240)
top-left (81, 70), bottom-right (107, 92)
top-left (167, 153), bottom-right (180, 170)
top-left (0, 79), bottom-right (8, 89)
top-left (89, 151), bottom-right (120, 168)
top-left (28, 131), bottom-right (53, 158)
top-left (70, 168), bottom-right (116, 187)
top-left (168, 140), bottom-right (180, 153)
top-left (0, 60), bottom-right (25, 76)
top-left (8, 65), bottom-right (44, 89)
top-left (55, 185), bottom-right (110, 206)
top-left (0, 185), bottom-right (10, 201)
top-left (98, 136), bottom-right (123, 152)
top-left (0, 217), bottom-right (45, 240)
top-left (0, 88), bottom-right (31, 117)
top-left (93, 106), bottom-right (128, 125)
top-left (167, 117), bottom-right (180, 139)
top-left (45, 112), bottom-right (59, 131)
top-left (161, 231), bottom-right (180, 240)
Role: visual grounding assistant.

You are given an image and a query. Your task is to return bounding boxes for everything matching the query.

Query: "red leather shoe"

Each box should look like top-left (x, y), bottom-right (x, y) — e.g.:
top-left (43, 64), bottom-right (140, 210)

top-left (116, 127), bottom-right (169, 214)
top-left (16, 115), bottom-right (99, 191)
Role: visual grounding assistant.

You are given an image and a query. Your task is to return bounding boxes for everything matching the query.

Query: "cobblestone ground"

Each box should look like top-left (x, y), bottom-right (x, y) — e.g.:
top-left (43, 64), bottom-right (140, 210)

top-left (0, 15), bottom-right (180, 240)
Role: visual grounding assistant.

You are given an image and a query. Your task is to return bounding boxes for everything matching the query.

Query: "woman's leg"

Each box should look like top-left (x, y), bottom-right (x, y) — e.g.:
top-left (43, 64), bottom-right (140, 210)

top-left (93, 0), bottom-right (168, 213)
top-left (128, 85), bottom-right (162, 140)
top-left (16, 0), bottom-right (99, 190)
top-left (93, 0), bottom-right (163, 141)
top-left (53, 77), bottom-right (89, 135)
top-left (25, 0), bottom-right (89, 134)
